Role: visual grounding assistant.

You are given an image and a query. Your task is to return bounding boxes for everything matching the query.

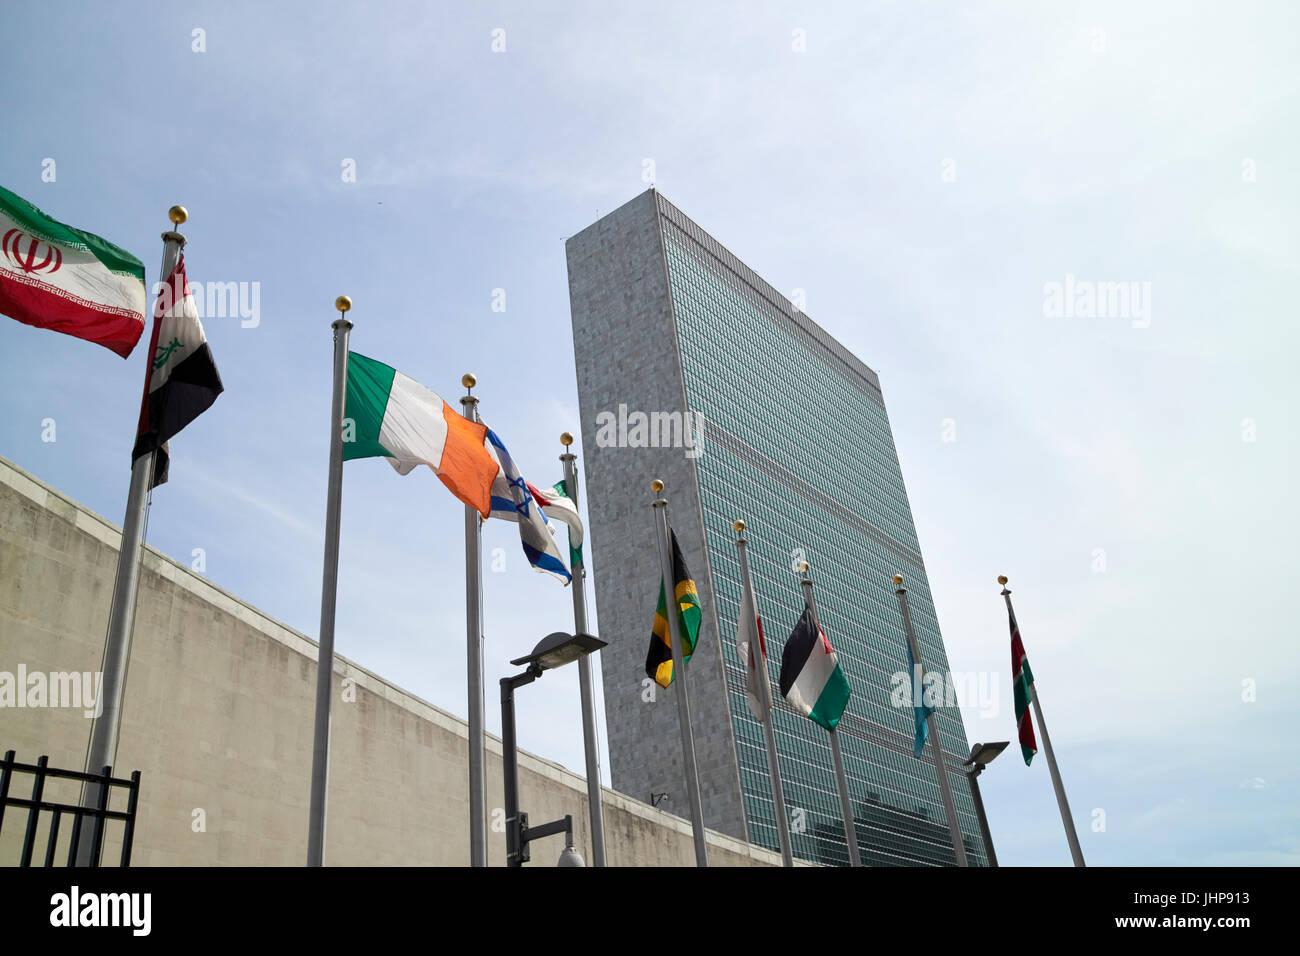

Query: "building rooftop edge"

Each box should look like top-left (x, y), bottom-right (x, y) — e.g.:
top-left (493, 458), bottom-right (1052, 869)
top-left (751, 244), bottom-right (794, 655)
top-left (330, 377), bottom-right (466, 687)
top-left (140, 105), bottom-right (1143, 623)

top-left (566, 187), bottom-right (883, 399)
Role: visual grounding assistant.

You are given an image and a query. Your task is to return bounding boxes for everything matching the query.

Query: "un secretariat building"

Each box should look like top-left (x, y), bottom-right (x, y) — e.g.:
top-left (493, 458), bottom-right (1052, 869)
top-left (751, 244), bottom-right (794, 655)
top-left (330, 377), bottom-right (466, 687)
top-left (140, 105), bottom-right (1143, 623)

top-left (565, 190), bottom-right (988, 867)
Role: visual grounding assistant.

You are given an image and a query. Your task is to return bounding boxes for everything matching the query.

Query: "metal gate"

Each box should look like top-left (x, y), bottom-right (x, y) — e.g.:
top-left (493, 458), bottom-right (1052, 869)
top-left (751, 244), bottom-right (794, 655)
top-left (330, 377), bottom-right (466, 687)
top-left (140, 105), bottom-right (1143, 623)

top-left (0, 750), bottom-right (141, 867)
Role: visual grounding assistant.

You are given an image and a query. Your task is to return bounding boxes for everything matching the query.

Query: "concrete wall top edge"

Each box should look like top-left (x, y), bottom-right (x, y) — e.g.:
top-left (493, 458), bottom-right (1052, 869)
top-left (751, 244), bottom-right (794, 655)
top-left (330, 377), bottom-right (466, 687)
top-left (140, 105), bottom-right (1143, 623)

top-left (0, 456), bottom-right (625, 815)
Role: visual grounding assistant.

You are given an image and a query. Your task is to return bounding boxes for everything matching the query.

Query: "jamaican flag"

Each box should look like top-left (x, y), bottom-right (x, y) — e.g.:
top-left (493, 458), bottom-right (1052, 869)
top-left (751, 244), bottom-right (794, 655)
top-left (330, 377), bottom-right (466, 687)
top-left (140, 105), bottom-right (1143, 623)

top-left (646, 530), bottom-right (701, 688)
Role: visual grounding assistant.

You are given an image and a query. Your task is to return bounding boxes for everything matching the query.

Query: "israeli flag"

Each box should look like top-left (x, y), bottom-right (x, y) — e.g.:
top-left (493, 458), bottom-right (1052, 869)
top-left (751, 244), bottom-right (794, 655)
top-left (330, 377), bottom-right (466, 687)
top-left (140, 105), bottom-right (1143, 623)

top-left (484, 428), bottom-right (571, 584)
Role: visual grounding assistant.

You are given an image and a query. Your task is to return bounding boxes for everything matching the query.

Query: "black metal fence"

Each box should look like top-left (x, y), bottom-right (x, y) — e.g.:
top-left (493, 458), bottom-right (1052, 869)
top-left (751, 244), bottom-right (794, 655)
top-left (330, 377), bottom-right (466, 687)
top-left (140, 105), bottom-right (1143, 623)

top-left (0, 750), bottom-right (141, 867)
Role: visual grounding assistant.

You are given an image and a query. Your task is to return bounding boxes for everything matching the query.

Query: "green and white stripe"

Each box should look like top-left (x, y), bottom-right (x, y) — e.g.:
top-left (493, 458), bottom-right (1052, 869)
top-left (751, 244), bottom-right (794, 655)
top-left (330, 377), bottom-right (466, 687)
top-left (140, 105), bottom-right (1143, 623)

top-left (539, 480), bottom-right (584, 569)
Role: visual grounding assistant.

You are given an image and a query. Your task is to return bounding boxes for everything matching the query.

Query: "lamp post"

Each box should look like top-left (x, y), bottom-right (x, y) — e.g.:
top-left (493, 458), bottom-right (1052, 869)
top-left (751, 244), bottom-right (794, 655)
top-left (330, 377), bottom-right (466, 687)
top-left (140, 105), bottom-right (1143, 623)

top-left (501, 630), bottom-right (607, 867)
top-left (963, 740), bottom-right (1008, 868)
top-left (558, 431), bottom-right (607, 866)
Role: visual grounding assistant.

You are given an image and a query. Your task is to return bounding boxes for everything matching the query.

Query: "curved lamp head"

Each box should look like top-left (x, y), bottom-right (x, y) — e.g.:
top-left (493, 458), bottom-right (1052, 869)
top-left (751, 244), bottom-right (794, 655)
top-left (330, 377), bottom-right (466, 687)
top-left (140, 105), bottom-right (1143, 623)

top-left (964, 741), bottom-right (1010, 768)
top-left (510, 631), bottom-right (606, 671)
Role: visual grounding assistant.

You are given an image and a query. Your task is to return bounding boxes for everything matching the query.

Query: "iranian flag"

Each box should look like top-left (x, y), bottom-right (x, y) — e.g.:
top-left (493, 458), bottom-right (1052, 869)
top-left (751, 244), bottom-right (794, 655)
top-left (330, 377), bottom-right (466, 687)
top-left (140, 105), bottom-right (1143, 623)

top-left (342, 351), bottom-right (500, 518)
top-left (132, 257), bottom-right (223, 487)
top-left (779, 604), bottom-right (852, 731)
top-left (1008, 602), bottom-right (1039, 766)
top-left (0, 185), bottom-right (146, 357)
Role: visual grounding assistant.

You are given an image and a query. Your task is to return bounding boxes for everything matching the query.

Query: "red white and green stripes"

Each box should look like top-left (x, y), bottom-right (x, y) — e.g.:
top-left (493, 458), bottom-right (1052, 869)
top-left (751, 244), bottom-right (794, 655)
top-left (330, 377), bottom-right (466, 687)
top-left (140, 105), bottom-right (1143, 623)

top-left (1009, 601), bottom-right (1038, 766)
top-left (530, 479), bottom-right (583, 570)
top-left (0, 184), bottom-right (146, 357)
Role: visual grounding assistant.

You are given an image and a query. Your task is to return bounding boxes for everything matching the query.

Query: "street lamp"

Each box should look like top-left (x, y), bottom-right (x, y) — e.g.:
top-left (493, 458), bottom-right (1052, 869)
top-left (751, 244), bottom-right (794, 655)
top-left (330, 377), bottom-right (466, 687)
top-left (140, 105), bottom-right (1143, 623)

top-left (963, 740), bottom-right (1009, 867)
top-left (501, 631), bottom-right (607, 867)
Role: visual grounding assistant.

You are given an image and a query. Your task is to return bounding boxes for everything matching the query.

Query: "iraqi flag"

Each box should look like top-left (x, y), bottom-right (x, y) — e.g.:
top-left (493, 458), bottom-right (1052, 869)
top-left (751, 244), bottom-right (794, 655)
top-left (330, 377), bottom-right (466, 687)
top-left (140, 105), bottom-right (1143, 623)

top-left (484, 429), bottom-right (571, 584)
top-left (0, 184), bottom-right (146, 357)
top-left (132, 257), bottom-right (223, 487)
top-left (735, 567), bottom-right (771, 721)
top-left (779, 604), bottom-right (851, 731)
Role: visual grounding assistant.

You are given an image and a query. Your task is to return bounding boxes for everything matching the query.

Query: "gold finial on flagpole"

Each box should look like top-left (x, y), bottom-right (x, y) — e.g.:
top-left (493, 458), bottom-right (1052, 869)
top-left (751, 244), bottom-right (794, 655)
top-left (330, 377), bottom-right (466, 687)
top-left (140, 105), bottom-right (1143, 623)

top-left (168, 205), bottom-right (188, 225)
top-left (733, 519), bottom-right (745, 533)
top-left (893, 573), bottom-right (904, 586)
top-left (651, 479), bottom-right (664, 494)
top-left (334, 296), bottom-right (352, 313)
top-left (997, 574), bottom-right (1008, 586)
top-left (560, 431), bottom-right (574, 447)
top-left (459, 374), bottom-right (479, 416)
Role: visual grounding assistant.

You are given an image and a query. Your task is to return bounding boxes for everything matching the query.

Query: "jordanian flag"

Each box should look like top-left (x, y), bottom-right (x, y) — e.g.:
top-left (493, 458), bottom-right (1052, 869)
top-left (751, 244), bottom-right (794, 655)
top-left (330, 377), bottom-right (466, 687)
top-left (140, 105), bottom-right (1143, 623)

top-left (132, 258), bottom-right (223, 488)
top-left (343, 351), bottom-right (500, 518)
top-left (0, 185), bottom-right (146, 357)
top-left (646, 530), bottom-right (701, 688)
top-left (779, 604), bottom-right (851, 731)
top-left (1008, 602), bottom-right (1038, 766)
top-left (530, 480), bottom-right (583, 570)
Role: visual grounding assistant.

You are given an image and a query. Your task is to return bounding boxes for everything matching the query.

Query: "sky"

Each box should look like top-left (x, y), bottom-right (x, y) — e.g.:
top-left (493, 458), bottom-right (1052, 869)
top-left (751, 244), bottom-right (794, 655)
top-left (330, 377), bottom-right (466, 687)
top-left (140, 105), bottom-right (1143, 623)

top-left (1, 0), bottom-right (1296, 866)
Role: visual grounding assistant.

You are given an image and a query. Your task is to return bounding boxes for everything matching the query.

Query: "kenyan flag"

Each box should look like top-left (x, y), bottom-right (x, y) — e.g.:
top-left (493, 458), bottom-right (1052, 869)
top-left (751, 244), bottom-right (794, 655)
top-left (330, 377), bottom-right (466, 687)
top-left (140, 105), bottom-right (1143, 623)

top-left (1008, 599), bottom-right (1038, 766)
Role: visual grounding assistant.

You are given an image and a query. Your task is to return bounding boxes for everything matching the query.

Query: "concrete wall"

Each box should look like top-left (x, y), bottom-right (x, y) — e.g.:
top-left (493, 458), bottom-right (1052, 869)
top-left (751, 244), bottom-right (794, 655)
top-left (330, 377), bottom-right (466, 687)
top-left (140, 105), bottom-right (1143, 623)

top-left (0, 455), bottom-right (798, 867)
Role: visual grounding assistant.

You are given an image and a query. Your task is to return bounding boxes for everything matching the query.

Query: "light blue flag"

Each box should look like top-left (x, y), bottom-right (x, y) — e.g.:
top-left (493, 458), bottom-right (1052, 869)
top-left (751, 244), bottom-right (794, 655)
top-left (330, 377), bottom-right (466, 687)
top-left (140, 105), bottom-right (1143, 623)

top-left (908, 652), bottom-right (936, 758)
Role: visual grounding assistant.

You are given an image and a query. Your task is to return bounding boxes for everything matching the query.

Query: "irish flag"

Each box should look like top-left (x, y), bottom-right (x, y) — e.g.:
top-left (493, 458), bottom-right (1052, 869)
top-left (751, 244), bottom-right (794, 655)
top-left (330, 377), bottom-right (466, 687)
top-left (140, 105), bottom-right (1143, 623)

top-left (342, 351), bottom-right (500, 518)
top-left (779, 604), bottom-right (851, 731)
top-left (0, 185), bottom-right (146, 357)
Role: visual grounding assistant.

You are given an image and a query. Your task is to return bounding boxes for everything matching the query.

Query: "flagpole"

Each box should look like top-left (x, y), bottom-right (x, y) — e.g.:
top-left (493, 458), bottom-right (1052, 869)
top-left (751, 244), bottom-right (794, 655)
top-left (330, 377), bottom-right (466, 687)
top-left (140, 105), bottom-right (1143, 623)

top-left (650, 479), bottom-right (708, 867)
top-left (734, 521), bottom-right (793, 867)
top-left (559, 432), bottom-right (607, 867)
top-left (462, 373), bottom-right (487, 867)
top-left (797, 562), bottom-right (862, 867)
top-left (73, 206), bottom-right (186, 866)
top-left (893, 573), bottom-right (968, 867)
top-left (304, 295), bottom-right (354, 866)
top-left (1000, 576), bottom-right (1085, 867)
